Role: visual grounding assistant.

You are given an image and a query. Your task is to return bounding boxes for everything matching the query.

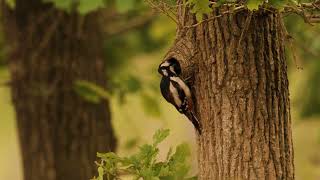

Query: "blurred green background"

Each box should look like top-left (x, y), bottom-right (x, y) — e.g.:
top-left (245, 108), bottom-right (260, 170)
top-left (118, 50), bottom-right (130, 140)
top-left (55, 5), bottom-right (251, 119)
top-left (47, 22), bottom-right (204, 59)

top-left (0, 1), bottom-right (320, 180)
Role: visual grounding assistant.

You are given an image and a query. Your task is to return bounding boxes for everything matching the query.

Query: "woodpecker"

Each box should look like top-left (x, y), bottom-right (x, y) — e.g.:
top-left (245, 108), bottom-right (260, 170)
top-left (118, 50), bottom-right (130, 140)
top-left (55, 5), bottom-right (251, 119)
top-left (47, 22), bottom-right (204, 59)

top-left (158, 59), bottom-right (201, 134)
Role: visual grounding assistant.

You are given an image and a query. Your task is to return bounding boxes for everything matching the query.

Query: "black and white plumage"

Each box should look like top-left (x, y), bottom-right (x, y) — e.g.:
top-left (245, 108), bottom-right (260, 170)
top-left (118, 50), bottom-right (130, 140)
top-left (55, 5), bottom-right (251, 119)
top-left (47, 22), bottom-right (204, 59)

top-left (158, 59), bottom-right (201, 134)
top-left (159, 58), bottom-right (182, 76)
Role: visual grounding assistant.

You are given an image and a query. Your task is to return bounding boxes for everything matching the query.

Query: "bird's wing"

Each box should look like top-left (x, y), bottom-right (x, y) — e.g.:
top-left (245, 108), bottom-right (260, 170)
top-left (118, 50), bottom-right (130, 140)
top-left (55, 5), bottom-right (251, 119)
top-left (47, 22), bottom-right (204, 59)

top-left (170, 76), bottom-right (193, 111)
top-left (160, 77), bottom-right (181, 110)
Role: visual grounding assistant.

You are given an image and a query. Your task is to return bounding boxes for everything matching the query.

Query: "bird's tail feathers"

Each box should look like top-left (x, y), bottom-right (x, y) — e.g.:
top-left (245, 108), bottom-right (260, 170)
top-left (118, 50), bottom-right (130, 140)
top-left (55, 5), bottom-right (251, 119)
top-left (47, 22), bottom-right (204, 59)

top-left (186, 111), bottom-right (202, 134)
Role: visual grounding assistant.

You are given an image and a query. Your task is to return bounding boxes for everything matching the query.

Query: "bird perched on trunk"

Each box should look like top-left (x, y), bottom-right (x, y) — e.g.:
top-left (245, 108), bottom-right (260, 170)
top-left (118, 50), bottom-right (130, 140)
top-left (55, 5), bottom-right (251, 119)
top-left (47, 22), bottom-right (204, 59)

top-left (158, 58), bottom-right (201, 134)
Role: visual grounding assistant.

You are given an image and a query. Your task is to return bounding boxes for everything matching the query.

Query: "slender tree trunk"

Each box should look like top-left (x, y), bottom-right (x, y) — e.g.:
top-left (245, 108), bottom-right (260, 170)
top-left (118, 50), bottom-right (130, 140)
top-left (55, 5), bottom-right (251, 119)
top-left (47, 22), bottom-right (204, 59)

top-left (165, 4), bottom-right (295, 180)
top-left (1, 1), bottom-right (117, 180)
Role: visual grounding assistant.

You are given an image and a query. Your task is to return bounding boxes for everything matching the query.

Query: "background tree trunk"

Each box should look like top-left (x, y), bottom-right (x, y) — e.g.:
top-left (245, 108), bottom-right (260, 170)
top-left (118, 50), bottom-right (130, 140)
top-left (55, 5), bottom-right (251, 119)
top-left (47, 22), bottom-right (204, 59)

top-left (1, 1), bottom-right (117, 180)
top-left (165, 5), bottom-right (295, 180)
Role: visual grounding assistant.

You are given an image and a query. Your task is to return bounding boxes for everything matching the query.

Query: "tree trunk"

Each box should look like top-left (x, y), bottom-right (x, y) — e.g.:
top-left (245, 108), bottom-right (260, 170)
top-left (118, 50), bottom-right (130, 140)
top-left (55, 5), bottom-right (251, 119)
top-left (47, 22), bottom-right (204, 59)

top-left (164, 5), bottom-right (295, 180)
top-left (1, 1), bottom-right (117, 180)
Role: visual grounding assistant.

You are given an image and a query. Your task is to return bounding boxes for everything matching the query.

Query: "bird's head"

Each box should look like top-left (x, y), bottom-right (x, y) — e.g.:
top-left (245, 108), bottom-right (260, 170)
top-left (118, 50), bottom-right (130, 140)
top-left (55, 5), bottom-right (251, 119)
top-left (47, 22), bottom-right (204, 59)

top-left (158, 64), bottom-right (170, 77)
top-left (158, 58), bottom-right (181, 77)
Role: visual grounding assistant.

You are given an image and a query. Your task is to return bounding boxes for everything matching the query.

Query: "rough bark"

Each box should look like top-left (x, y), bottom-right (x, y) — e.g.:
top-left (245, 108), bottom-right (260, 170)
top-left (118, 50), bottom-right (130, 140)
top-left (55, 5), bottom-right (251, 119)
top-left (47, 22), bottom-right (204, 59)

top-left (1, 1), bottom-right (117, 180)
top-left (165, 5), bottom-right (295, 180)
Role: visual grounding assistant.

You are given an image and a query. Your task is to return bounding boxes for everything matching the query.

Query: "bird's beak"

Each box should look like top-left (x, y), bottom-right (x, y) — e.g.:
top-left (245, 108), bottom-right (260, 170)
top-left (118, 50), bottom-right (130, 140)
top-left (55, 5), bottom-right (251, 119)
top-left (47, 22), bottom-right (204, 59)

top-left (158, 66), bottom-right (162, 75)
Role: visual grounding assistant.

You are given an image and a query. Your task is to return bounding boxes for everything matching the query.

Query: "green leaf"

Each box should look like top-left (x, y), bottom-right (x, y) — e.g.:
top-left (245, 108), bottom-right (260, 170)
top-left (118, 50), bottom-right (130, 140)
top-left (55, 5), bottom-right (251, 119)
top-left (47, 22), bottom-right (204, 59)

top-left (124, 138), bottom-right (140, 150)
top-left (153, 129), bottom-right (170, 146)
top-left (137, 144), bottom-right (158, 164)
top-left (115, 0), bottom-right (135, 13)
top-left (77, 0), bottom-right (105, 15)
top-left (5, 0), bottom-right (15, 9)
top-left (44, 0), bottom-right (105, 14)
top-left (246, 0), bottom-right (262, 10)
top-left (158, 165), bottom-right (171, 177)
top-left (74, 85), bottom-right (101, 103)
top-left (168, 143), bottom-right (191, 178)
top-left (74, 80), bottom-right (111, 103)
top-left (152, 162), bottom-right (166, 176)
top-left (269, 0), bottom-right (288, 10)
top-left (97, 166), bottom-right (104, 180)
top-left (97, 152), bottom-right (119, 160)
top-left (288, 0), bottom-right (298, 5)
top-left (140, 168), bottom-right (155, 179)
top-left (92, 129), bottom-right (194, 180)
top-left (127, 154), bottom-right (140, 167)
top-left (166, 147), bottom-right (173, 161)
top-left (121, 156), bottom-right (136, 166)
top-left (188, 0), bottom-right (211, 21)
top-left (171, 143), bottom-right (190, 164)
top-left (44, 0), bottom-right (74, 12)
top-left (216, 0), bottom-right (226, 7)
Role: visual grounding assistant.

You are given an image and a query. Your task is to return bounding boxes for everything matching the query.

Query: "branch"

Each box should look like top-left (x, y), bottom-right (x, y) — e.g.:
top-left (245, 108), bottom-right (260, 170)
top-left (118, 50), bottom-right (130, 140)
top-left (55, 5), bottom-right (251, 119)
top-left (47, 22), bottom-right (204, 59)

top-left (104, 11), bottom-right (157, 37)
top-left (300, 0), bottom-right (320, 9)
top-left (283, 0), bottom-right (320, 24)
top-left (144, 0), bottom-right (178, 24)
top-left (31, 12), bottom-right (63, 60)
top-left (183, 5), bottom-right (246, 29)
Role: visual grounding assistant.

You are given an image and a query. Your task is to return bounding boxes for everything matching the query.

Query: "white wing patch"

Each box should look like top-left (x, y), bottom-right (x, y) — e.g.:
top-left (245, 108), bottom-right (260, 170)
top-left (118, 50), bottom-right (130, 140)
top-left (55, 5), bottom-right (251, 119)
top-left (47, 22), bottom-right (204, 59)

top-left (169, 66), bottom-right (176, 74)
top-left (170, 76), bottom-right (191, 98)
top-left (169, 81), bottom-right (182, 107)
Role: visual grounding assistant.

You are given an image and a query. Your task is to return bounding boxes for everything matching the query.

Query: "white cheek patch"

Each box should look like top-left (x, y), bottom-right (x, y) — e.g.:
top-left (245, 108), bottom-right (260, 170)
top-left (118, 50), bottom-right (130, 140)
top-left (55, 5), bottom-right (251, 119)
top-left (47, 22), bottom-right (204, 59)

top-left (170, 76), bottom-right (191, 98)
top-left (160, 61), bottom-right (170, 67)
top-left (162, 69), bottom-right (168, 76)
top-left (169, 82), bottom-right (182, 106)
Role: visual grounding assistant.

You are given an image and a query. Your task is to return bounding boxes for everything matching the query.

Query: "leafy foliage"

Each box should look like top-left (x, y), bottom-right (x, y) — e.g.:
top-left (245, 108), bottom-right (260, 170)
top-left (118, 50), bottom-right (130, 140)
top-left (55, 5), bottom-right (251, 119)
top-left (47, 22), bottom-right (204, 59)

top-left (101, 22), bottom-right (168, 117)
top-left (3, 0), bottom-right (168, 119)
top-left (116, 0), bottom-right (136, 13)
top-left (43, 0), bottom-right (75, 12)
top-left (77, 0), bottom-right (106, 14)
top-left (300, 63), bottom-right (320, 118)
top-left (74, 77), bottom-right (161, 117)
top-left (42, 0), bottom-right (115, 14)
top-left (74, 80), bottom-right (111, 104)
top-left (187, 0), bottom-right (211, 21)
top-left (284, 15), bottom-right (320, 119)
top-left (92, 129), bottom-right (196, 180)
top-left (42, 0), bottom-right (144, 14)
top-left (4, 0), bottom-right (15, 9)
top-left (246, 0), bottom-right (262, 10)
